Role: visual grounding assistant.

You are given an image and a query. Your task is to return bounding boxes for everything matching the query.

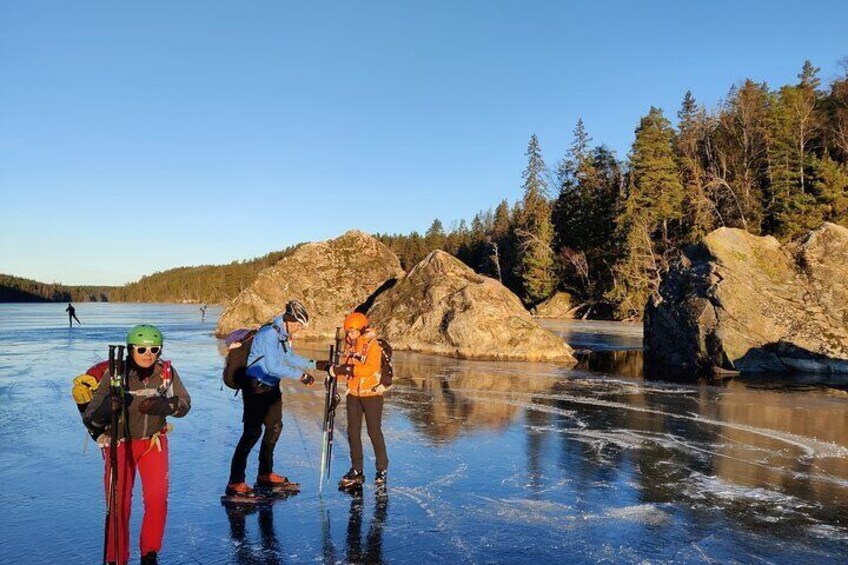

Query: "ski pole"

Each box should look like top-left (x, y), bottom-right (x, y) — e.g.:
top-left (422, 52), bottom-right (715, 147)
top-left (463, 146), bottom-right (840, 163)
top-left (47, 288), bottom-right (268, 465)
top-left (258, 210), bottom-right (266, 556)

top-left (318, 343), bottom-right (335, 494)
top-left (102, 345), bottom-right (116, 565)
top-left (318, 326), bottom-right (345, 493)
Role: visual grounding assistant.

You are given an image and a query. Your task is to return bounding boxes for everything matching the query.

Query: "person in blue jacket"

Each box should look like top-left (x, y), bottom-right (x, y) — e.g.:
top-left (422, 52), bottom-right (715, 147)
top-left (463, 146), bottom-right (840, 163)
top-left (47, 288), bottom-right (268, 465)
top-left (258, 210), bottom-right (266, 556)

top-left (225, 300), bottom-right (329, 498)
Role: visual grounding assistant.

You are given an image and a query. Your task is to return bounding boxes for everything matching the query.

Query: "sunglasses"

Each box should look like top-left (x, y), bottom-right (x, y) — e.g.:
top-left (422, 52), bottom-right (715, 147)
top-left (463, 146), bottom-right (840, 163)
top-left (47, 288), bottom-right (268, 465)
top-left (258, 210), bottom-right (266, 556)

top-left (134, 346), bottom-right (161, 355)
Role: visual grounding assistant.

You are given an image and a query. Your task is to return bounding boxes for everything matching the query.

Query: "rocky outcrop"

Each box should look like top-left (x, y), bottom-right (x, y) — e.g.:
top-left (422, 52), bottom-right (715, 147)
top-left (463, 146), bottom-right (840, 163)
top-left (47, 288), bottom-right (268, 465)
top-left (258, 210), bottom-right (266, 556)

top-left (532, 292), bottom-right (575, 319)
top-left (216, 231), bottom-right (404, 340)
top-left (645, 223), bottom-right (848, 376)
top-left (367, 250), bottom-right (576, 364)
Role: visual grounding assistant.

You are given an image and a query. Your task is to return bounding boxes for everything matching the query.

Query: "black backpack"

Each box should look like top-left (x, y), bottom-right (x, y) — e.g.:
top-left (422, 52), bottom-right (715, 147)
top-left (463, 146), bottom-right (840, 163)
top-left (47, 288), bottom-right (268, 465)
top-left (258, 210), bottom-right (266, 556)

top-left (376, 338), bottom-right (393, 388)
top-left (222, 328), bottom-right (263, 390)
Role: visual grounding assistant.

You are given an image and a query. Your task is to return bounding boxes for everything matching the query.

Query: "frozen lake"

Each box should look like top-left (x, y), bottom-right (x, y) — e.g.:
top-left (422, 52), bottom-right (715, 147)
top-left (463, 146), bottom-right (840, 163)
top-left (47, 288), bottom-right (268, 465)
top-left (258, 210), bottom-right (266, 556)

top-left (1, 304), bottom-right (847, 564)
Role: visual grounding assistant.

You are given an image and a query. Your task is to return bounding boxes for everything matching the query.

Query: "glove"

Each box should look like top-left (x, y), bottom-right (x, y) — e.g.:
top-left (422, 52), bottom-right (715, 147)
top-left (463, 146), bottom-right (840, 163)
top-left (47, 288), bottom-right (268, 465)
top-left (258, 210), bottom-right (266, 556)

top-left (85, 390), bottom-right (131, 428)
top-left (314, 360), bottom-right (330, 371)
top-left (299, 373), bottom-right (315, 386)
top-left (110, 389), bottom-right (134, 412)
top-left (331, 364), bottom-right (354, 378)
top-left (72, 374), bottom-right (99, 405)
top-left (138, 396), bottom-right (178, 416)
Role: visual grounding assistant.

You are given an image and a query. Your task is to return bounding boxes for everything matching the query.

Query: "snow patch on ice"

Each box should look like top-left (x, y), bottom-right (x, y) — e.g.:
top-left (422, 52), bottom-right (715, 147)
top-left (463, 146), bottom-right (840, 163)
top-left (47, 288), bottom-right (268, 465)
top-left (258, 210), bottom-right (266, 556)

top-left (604, 504), bottom-right (673, 526)
top-left (474, 496), bottom-right (673, 529)
top-left (685, 472), bottom-right (815, 512)
top-left (807, 523), bottom-right (848, 541)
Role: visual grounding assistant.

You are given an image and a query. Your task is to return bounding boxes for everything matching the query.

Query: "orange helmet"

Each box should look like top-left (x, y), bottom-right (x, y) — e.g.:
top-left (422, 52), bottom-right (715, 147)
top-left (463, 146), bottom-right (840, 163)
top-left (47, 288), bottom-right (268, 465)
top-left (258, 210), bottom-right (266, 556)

top-left (343, 312), bottom-right (368, 331)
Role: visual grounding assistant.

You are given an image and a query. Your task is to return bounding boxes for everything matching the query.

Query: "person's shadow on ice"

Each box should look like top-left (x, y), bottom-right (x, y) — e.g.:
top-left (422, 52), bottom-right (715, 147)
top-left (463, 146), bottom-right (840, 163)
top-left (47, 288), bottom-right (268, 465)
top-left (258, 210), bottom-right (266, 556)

top-left (345, 488), bottom-right (389, 564)
top-left (225, 504), bottom-right (281, 565)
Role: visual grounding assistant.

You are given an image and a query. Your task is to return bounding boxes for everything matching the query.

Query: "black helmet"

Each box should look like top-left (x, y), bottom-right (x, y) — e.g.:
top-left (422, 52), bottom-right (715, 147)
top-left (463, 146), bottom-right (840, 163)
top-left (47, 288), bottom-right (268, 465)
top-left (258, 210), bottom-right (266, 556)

top-left (284, 299), bottom-right (309, 326)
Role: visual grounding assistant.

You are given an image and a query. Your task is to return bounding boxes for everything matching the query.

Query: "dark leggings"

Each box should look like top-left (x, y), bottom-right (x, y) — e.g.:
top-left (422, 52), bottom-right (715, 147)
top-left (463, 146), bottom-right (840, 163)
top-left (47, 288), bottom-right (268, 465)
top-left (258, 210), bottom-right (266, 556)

top-left (346, 394), bottom-right (388, 473)
top-left (228, 382), bottom-right (283, 484)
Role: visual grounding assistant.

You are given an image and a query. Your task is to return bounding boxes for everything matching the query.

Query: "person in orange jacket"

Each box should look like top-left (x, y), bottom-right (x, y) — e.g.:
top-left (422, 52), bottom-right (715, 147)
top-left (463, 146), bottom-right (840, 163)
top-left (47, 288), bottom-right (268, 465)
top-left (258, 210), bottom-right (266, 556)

top-left (332, 312), bottom-right (389, 490)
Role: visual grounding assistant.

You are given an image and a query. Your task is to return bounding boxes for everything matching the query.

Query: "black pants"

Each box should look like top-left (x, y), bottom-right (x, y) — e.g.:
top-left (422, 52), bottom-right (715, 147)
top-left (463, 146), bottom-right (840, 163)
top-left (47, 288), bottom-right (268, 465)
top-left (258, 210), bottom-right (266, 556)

top-left (346, 394), bottom-right (388, 473)
top-left (228, 380), bottom-right (282, 484)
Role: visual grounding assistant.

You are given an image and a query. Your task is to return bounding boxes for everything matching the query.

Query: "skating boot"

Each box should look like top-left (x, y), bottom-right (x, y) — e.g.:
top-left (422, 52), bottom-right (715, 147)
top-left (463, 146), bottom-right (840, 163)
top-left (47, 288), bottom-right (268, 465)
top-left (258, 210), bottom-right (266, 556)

top-left (338, 468), bottom-right (365, 491)
top-left (256, 472), bottom-right (300, 493)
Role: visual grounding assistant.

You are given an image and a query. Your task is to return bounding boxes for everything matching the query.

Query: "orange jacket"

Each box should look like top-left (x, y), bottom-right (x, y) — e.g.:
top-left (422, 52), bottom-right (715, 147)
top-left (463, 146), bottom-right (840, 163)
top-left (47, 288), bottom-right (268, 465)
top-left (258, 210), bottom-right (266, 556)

top-left (342, 330), bottom-right (384, 397)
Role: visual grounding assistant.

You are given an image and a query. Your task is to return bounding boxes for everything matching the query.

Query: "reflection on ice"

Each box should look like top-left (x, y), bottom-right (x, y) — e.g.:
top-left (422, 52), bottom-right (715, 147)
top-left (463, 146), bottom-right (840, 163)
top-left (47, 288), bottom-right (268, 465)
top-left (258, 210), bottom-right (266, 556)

top-left (393, 356), bottom-right (562, 441)
top-left (538, 319), bottom-right (643, 351)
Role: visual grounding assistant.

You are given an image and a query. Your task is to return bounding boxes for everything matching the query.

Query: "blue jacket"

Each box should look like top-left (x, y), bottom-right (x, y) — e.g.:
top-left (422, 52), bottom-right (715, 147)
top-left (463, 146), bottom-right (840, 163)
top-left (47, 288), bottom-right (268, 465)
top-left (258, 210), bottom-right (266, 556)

top-left (245, 316), bottom-right (315, 386)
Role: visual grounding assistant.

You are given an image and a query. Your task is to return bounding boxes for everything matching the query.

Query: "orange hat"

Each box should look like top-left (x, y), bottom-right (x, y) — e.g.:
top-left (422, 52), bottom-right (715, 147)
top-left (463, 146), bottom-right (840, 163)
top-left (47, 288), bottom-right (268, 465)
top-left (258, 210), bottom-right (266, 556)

top-left (343, 312), bottom-right (368, 331)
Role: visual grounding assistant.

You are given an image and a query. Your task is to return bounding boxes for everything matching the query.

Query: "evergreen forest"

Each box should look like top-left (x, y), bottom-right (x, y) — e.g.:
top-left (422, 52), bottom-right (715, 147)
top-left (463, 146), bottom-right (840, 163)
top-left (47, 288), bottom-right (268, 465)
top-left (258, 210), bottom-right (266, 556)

top-left (378, 61), bottom-right (848, 319)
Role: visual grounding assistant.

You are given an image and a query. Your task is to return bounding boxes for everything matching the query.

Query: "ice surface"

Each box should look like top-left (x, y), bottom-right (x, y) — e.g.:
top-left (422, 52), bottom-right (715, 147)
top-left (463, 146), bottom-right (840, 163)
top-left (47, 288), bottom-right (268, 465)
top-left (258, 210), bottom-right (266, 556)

top-left (1, 304), bottom-right (847, 564)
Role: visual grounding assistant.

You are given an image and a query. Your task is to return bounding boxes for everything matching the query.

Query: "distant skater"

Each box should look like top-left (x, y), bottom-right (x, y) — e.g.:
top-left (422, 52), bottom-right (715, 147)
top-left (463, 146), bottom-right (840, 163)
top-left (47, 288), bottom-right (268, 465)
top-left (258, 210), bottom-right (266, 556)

top-left (200, 304), bottom-right (208, 322)
top-left (66, 303), bottom-right (81, 327)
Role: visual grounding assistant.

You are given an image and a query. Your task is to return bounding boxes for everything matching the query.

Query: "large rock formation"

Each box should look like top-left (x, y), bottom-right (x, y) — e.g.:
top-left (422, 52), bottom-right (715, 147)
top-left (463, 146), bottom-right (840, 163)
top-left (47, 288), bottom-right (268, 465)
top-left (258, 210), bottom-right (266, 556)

top-left (531, 291), bottom-right (575, 319)
top-left (216, 231), bottom-right (404, 340)
top-left (367, 250), bottom-right (576, 364)
top-left (645, 223), bottom-right (848, 376)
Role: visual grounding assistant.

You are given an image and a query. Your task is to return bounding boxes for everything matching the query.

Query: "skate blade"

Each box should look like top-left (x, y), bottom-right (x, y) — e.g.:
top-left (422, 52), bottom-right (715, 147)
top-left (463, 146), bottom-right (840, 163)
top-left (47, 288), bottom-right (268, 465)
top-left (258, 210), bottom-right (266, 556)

top-left (220, 495), bottom-right (272, 506)
top-left (338, 483), bottom-right (364, 493)
top-left (254, 484), bottom-right (301, 496)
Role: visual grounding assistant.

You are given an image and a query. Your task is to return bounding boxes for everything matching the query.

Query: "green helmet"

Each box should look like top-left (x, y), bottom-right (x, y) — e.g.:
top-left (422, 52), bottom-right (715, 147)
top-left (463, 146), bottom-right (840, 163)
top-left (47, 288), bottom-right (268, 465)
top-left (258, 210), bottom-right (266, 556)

top-left (126, 324), bottom-right (164, 347)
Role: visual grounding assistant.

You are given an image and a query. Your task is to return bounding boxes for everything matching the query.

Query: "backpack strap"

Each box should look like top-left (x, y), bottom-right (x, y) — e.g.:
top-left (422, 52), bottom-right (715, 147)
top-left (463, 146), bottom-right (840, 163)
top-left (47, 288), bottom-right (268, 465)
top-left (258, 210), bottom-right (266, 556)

top-left (272, 321), bottom-right (290, 353)
top-left (158, 360), bottom-right (174, 397)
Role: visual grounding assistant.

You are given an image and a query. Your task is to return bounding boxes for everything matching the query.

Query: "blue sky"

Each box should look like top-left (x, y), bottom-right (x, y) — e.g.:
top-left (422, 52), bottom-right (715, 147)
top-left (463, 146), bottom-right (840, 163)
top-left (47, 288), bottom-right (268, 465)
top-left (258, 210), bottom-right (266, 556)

top-left (1, 1), bottom-right (846, 285)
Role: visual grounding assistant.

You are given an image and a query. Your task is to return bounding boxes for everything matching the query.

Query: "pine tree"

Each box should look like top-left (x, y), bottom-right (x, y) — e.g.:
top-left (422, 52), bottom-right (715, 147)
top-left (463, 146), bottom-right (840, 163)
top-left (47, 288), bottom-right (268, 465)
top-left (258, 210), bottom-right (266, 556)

top-left (491, 200), bottom-right (511, 240)
top-left (608, 107), bottom-right (684, 318)
top-left (515, 134), bottom-right (556, 304)
top-left (766, 62), bottom-right (824, 238)
top-left (628, 107), bottom-right (685, 239)
top-left (799, 59), bottom-right (822, 90)
top-left (676, 91), bottom-right (715, 240)
top-left (713, 80), bottom-right (771, 232)
top-left (425, 219), bottom-right (446, 251)
top-left (823, 74), bottom-right (848, 162)
top-left (810, 155), bottom-right (848, 225)
top-left (553, 118), bottom-right (597, 251)
top-left (551, 119), bottom-right (625, 310)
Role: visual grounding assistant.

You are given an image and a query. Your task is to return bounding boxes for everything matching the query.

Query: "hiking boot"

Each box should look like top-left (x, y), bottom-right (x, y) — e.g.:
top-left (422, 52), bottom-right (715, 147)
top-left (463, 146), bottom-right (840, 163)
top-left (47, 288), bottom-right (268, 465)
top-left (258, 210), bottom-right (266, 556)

top-left (225, 482), bottom-right (256, 498)
top-left (257, 472), bottom-right (293, 487)
top-left (141, 552), bottom-right (159, 565)
top-left (338, 468), bottom-right (365, 490)
top-left (375, 470), bottom-right (387, 485)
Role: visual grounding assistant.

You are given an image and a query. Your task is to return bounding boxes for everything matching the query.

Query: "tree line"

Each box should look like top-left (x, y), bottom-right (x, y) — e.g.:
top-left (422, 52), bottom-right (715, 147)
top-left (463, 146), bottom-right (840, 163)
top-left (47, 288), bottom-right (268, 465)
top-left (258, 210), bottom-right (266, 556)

top-left (377, 60), bottom-right (848, 320)
top-left (108, 245), bottom-right (302, 303)
top-left (0, 246), bottom-right (302, 304)
top-left (0, 274), bottom-right (113, 302)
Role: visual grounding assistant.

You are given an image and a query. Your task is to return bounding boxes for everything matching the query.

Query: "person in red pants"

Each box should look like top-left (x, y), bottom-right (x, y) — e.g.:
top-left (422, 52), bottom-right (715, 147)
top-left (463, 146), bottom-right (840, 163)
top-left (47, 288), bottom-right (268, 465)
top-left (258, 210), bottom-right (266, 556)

top-left (85, 324), bottom-right (191, 565)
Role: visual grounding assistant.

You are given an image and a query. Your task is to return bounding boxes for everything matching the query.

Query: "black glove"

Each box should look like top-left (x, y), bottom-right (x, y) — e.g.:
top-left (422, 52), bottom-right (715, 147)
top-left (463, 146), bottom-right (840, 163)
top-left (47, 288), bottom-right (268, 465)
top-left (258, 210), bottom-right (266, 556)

top-left (86, 390), bottom-right (132, 428)
top-left (138, 396), bottom-right (178, 416)
top-left (331, 364), bottom-right (354, 378)
top-left (299, 373), bottom-right (315, 386)
top-left (314, 360), bottom-right (330, 371)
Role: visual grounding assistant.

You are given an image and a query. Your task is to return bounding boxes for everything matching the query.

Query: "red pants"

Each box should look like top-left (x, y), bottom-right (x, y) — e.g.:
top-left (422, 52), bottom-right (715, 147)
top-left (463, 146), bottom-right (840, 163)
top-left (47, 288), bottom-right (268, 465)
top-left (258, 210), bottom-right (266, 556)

top-left (102, 435), bottom-right (169, 564)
